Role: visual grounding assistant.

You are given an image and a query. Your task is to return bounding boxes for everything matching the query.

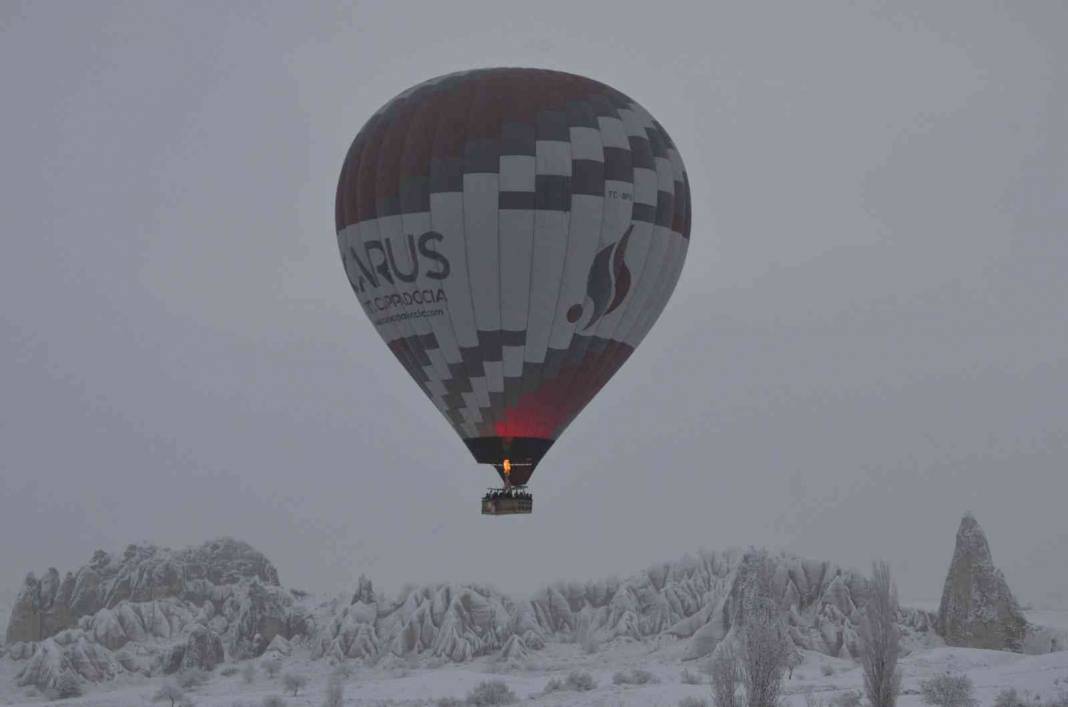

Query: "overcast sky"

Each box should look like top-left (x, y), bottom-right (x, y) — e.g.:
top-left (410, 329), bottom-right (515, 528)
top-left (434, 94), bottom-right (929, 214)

top-left (2, 1), bottom-right (1065, 608)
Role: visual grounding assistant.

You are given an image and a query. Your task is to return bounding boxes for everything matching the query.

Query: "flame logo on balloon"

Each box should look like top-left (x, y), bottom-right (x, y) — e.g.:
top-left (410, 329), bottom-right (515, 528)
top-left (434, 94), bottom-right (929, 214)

top-left (566, 225), bottom-right (633, 331)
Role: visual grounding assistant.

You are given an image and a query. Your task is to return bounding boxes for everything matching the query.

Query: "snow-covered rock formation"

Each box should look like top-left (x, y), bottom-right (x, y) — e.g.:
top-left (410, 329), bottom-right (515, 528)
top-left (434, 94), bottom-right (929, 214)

top-left (3, 539), bottom-right (305, 690)
top-left (308, 549), bottom-right (939, 666)
top-left (4, 540), bottom-right (944, 692)
top-left (312, 582), bottom-right (518, 663)
top-left (937, 513), bottom-right (1029, 651)
top-left (16, 525), bottom-right (1063, 693)
top-left (4, 538), bottom-right (278, 644)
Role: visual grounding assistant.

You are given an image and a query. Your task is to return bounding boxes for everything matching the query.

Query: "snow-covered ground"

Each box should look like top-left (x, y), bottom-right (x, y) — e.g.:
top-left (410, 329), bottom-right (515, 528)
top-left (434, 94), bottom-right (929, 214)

top-left (1, 640), bottom-right (1065, 707)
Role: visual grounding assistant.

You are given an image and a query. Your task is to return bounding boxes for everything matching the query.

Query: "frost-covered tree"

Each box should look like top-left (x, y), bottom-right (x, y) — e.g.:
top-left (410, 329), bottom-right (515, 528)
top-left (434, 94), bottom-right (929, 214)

top-left (710, 642), bottom-right (740, 707)
top-left (153, 680), bottom-right (186, 707)
top-left (738, 553), bottom-right (791, 707)
top-left (920, 673), bottom-right (977, 707)
top-left (282, 672), bottom-right (307, 696)
top-left (740, 618), bottom-right (790, 707)
top-left (860, 561), bottom-right (902, 707)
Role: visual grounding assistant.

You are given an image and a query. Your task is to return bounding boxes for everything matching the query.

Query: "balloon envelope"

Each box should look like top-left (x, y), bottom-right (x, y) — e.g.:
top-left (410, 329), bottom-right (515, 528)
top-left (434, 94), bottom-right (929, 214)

top-left (335, 68), bottom-right (691, 485)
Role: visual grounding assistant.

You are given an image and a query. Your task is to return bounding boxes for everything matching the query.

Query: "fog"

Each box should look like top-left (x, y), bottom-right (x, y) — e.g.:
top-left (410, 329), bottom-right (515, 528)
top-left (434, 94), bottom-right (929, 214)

top-left (1, 1), bottom-right (1065, 607)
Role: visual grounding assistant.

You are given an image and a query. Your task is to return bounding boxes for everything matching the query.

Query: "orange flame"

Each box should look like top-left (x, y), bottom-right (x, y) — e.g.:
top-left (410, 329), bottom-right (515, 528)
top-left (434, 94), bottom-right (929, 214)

top-left (502, 459), bottom-right (512, 476)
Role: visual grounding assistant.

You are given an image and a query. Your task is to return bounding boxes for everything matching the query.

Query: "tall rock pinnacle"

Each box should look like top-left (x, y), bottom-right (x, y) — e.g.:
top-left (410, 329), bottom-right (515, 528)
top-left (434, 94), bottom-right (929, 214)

top-left (937, 513), bottom-right (1028, 651)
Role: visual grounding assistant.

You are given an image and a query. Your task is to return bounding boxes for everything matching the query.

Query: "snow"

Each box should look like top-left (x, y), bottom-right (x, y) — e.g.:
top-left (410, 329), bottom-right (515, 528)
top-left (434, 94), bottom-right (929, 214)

top-left (0, 639), bottom-right (1064, 706)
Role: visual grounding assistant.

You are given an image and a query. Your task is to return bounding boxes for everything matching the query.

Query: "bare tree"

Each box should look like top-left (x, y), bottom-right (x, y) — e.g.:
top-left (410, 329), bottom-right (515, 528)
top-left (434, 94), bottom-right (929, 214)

top-left (710, 642), bottom-right (740, 707)
top-left (738, 553), bottom-right (791, 707)
top-left (860, 561), bottom-right (902, 707)
top-left (282, 672), bottom-right (308, 696)
top-left (153, 681), bottom-right (186, 707)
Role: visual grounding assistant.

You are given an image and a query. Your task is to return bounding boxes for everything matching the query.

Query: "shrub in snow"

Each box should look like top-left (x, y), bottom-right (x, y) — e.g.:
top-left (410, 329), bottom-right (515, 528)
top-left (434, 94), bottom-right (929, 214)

top-left (1044, 693), bottom-right (1068, 707)
top-left (220, 666), bottom-right (239, 677)
top-left (177, 668), bottom-right (210, 689)
top-left (241, 663), bottom-right (257, 684)
top-left (832, 690), bottom-right (863, 707)
top-left (466, 679), bottom-right (517, 705)
top-left (573, 616), bottom-right (600, 654)
top-left (435, 698), bottom-right (465, 707)
top-left (681, 668), bottom-right (704, 685)
top-left (262, 696), bottom-right (287, 707)
top-left (822, 664), bottom-right (835, 677)
top-left (282, 672), bottom-right (308, 696)
top-left (542, 671), bottom-right (597, 693)
top-left (542, 677), bottom-right (565, 693)
top-left (332, 660), bottom-right (356, 679)
top-left (613, 668), bottom-right (658, 685)
top-left (154, 681), bottom-right (187, 707)
top-left (581, 630), bottom-right (600, 654)
top-left (992, 688), bottom-right (1067, 707)
top-left (54, 671), bottom-right (83, 699)
top-left (262, 657), bottom-right (282, 677)
top-left (993, 689), bottom-right (1030, 707)
top-left (920, 673), bottom-right (977, 707)
top-left (680, 698), bottom-right (710, 707)
top-left (566, 670), bottom-right (597, 691)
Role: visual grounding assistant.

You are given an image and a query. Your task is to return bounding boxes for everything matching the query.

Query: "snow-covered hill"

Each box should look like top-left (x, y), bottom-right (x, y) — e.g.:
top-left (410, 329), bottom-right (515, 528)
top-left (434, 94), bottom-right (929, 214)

top-left (0, 637), bottom-right (1065, 706)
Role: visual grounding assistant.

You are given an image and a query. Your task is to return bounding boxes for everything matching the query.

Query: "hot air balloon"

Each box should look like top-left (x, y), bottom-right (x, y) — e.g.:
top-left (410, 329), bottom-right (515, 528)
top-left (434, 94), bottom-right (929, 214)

top-left (334, 68), bottom-right (691, 514)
